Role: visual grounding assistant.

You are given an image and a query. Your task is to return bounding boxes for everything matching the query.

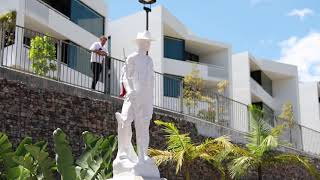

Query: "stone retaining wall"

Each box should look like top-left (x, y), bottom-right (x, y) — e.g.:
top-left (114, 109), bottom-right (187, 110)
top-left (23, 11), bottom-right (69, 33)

top-left (0, 69), bottom-right (319, 179)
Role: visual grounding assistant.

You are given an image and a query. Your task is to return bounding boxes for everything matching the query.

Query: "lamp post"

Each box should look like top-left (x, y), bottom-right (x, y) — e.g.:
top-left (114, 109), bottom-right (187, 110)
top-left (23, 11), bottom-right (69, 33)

top-left (139, 0), bottom-right (157, 31)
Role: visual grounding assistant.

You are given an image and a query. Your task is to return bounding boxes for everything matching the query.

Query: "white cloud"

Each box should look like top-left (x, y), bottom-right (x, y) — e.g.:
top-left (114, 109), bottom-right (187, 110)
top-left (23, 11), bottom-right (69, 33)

top-left (287, 8), bottom-right (314, 20)
top-left (278, 32), bottom-right (320, 81)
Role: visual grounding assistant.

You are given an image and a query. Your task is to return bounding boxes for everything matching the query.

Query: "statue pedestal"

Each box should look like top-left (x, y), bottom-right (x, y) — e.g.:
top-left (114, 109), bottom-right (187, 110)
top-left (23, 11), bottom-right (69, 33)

top-left (113, 158), bottom-right (162, 180)
top-left (108, 176), bottom-right (166, 180)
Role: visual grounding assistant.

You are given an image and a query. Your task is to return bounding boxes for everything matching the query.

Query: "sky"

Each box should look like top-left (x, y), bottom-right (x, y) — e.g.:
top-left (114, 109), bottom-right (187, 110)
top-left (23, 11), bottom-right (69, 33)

top-left (106, 0), bottom-right (320, 81)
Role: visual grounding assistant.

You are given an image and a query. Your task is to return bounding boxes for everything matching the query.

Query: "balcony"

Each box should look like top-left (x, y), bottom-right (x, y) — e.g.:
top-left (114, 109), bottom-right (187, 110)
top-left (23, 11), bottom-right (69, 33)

top-left (250, 78), bottom-right (274, 108)
top-left (163, 58), bottom-right (227, 81)
top-left (24, 0), bottom-right (102, 48)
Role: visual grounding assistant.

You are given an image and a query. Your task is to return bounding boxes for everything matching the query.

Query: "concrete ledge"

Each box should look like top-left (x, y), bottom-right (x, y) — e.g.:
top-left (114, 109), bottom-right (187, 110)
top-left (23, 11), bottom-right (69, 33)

top-left (0, 66), bottom-right (111, 101)
top-left (109, 176), bottom-right (166, 180)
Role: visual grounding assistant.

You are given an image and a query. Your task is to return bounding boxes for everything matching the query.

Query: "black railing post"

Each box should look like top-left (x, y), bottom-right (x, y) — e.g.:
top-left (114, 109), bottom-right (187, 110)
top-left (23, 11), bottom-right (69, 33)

top-left (103, 56), bottom-right (111, 94)
top-left (179, 80), bottom-right (183, 113)
top-left (216, 94), bottom-right (220, 123)
top-left (0, 23), bottom-right (4, 67)
top-left (56, 40), bottom-right (62, 81)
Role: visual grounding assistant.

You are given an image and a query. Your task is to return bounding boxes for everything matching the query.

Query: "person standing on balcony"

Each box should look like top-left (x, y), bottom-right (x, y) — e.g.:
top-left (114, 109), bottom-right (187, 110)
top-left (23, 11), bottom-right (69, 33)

top-left (90, 36), bottom-right (109, 90)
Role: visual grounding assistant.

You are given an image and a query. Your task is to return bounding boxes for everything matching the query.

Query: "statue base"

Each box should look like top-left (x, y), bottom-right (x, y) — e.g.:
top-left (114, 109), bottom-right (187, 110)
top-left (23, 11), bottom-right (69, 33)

top-left (108, 176), bottom-right (166, 180)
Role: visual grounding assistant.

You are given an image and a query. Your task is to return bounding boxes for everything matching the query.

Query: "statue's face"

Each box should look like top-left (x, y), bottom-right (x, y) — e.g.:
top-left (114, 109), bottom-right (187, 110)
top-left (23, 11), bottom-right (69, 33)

top-left (136, 39), bottom-right (151, 52)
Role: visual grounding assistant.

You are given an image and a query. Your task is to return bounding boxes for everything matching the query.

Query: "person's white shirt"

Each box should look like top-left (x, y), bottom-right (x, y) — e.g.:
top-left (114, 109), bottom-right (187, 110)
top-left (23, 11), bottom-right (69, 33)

top-left (89, 42), bottom-right (108, 64)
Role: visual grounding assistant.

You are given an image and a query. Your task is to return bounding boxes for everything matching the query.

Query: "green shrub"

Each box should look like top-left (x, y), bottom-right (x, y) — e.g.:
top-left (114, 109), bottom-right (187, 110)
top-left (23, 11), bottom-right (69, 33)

top-left (0, 130), bottom-right (117, 180)
top-left (29, 36), bottom-right (57, 76)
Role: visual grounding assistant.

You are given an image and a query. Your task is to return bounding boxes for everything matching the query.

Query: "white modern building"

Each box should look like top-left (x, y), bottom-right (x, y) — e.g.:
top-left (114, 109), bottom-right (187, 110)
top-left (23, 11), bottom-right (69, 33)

top-left (231, 52), bottom-right (301, 135)
top-left (0, 0), bottom-right (108, 91)
top-left (109, 6), bottom-right (232, 118)
top-left (299, 82), bottom-right (320, 131)
top-left (299, 82), bottom-right (320, 154)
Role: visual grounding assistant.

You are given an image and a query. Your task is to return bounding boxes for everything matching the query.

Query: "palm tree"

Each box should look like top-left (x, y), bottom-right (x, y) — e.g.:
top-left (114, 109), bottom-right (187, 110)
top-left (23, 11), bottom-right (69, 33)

top-left (149, 120), bottom-right (234, 180)
top-left (229, 105), bottom-right (320, 180)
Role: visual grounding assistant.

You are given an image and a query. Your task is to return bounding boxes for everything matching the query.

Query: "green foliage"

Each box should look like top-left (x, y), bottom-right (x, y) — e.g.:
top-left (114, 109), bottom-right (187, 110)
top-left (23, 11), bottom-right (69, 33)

top-left (0, 133), bottom-right (55, 180)
top-left (197, 108), bottom-right (216, 121)
top-left (0, 11), bottom-right (16, 46)
top-left (228, 105), bottom-right (320, 179)
top-left (149, 120), bottom-right (234, 180)
top-left (183, 66), bottom-right (205, 110)
top-left (29, 36), bottom-right (57, 76)
top-left (0, 130), bottom-right (117, 180)
top-left (53, 128), bottom-right (118, 180)
top-left (0, 11), bottom-right (16, 27)
top-left (278, 102), bottom-right (295, 128)
top-left (217, 80), bottom-right (229, 95)
top-left (53, 128), bottom-right (77, 180)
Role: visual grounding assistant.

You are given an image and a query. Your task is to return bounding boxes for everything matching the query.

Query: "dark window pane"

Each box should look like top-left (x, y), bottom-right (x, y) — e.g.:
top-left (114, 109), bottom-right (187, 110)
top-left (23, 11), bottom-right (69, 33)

top-left (70, 0), bottom-right (104, 37)
top-left (164, 36), bottom-right (185, 61)
top-left (62, 41), bottom-right (91, 77)
top-left (164, 75), bottom-right (182, 98)
top-left (40, 0), bottom-right (104, 37)
top-left (251, 70), bottom-right (273, 96)
top-left (41, 0), bottom-right (71, 17)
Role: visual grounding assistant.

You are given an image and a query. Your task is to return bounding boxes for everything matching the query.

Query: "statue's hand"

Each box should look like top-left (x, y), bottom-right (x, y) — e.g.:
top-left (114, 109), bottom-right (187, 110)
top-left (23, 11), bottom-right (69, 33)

top-left (126, 91), bottom-right (136, 101)
top-left (115, 112), bottom-right (125, 128)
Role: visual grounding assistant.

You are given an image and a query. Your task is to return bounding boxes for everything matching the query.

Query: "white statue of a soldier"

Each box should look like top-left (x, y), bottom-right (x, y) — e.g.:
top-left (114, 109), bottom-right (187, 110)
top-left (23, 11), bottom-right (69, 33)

top-left (112, 31), bottom-right (160, 179)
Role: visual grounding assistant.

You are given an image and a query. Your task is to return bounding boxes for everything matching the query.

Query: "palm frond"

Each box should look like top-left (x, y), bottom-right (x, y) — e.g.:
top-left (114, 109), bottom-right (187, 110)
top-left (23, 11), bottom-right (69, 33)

top-left (229, 155), bottom-right (258, 179)
top-left (212, 136), bottom-right (234, 151)
top-left (174, 150), bottom-right (186, 174)
top-left (270, 124), bottom-right (286, 137)
top-left (247, 105), bottom-right (272, 150)
top-left (154, 120), bottom-right (191, 151)
top-left (148, 148), bottom-right (174, 166)
top-left (270, 154), bottom-right (320, 179)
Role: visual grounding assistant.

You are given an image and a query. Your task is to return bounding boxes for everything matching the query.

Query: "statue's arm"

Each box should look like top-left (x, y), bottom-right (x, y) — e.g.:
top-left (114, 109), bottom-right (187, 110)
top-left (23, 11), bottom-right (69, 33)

top-left (124, 57), bottom-right (136, 97)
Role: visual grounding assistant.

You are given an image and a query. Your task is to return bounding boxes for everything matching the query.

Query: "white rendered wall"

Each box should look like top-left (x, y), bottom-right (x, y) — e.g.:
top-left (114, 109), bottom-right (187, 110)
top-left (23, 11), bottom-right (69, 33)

top-left (231, 52), bottom-right (251, 105)
top-left (273, 77), bottom-right (300, 122)
top-left (201, 49), bottom-right (229, 68)
top-left (299, 82), bottom-right (320, 131)
top-left (231, 52), bottom-right (251, 132)
top-left (108, 6), bottom-right (163, 73)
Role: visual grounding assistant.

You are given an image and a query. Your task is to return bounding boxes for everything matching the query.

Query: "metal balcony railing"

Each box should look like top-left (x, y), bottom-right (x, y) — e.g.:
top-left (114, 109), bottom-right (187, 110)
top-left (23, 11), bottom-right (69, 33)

top-left (1, 25), bottom-right (320, 155)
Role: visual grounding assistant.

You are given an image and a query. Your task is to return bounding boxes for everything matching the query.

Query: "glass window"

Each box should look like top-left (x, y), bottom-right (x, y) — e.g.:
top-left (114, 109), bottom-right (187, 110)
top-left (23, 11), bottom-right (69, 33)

top-left (164, 75), bottom-right (182, 98)
top-left (70, 0), bottom-right (104, 37)
top-left (62, 41), bottom-right (92, 77)
top-left (251, 70), bottom-right (273, 96)
top-left (41, 0), bottom-right (71, 17)
top-left (185, 51), bottom-right (199, 62)
top-left (164, 36), bottom-right (185, 61)
top-left (41, 0), bottom-right (105, 37)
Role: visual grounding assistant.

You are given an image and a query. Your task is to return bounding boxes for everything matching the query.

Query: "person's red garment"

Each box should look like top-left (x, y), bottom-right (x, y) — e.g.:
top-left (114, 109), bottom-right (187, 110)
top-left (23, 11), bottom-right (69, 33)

top-left (120, 82), bottom-right (126, 97)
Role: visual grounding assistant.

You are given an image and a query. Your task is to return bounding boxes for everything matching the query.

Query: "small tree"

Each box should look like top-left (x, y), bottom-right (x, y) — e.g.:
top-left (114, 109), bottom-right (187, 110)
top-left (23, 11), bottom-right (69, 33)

top-left (0, 11), bottom-right (16, 47)
top-left (29, 36), bottom-right (57, 76)
top-left (217, 80), bottom-right (229, 95)
top-left (229, 105), bottom-right (320, 180)
top-left (183, 66), bottom-right (205, 113)
top-left (278, 102), bottom-right (294, 128)
top-left (149, 120), bottom-right (234, 180)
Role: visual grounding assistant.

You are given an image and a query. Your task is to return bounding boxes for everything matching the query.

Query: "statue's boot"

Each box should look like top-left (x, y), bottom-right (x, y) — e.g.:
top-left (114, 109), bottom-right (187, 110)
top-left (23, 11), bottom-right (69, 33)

top-left (133, 119), bottom-right (160, 178)
top-left (113, 113), bottom-right (138, 177)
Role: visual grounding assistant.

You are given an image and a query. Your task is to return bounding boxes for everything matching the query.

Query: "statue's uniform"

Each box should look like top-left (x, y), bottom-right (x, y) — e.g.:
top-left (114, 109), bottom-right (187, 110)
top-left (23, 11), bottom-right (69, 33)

top-left (114, 51), bottom-right (154, 168)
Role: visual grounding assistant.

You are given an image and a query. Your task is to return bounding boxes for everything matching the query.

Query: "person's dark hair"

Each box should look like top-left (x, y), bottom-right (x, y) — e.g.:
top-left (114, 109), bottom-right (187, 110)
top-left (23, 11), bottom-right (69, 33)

top-left (100, 36), bottom-right (108, 41)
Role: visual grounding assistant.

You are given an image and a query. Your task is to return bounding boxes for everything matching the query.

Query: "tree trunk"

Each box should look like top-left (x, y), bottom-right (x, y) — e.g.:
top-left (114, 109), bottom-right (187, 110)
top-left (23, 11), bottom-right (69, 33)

top-left (184, 163), bottom-right (191, 180)
top-left (258, 165), bottom-right (262, 180)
